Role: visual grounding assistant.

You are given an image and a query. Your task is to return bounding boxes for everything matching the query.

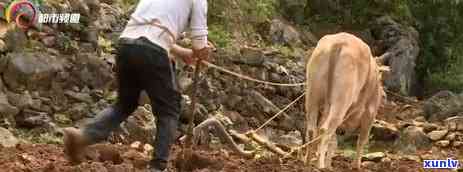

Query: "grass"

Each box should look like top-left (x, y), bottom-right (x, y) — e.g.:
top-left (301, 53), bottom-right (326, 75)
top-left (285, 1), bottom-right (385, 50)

top-left (15, 128), bottom-right (63, 145)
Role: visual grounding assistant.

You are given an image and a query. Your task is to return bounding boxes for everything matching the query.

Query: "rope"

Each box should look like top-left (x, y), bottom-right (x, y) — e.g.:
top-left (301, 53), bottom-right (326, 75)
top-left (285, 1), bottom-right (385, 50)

top-left (252, 92), bottom-right (306, 133)
top-left (202, 61), bottom-right (306, 87)
top-left (283, 111), bottom-right (356, 158)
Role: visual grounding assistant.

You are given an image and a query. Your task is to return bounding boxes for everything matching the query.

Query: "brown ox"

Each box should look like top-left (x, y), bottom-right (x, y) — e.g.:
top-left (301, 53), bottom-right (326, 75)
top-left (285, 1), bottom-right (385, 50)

top-left (304, 32), bottom-right (384, 169)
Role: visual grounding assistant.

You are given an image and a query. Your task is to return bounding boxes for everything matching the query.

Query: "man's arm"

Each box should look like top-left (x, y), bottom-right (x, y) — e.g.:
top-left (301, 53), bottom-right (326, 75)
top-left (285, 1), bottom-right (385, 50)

top-left (170, 44), bottom-right (194, 65)
top-left (190, 0), bottom-right (209, 53)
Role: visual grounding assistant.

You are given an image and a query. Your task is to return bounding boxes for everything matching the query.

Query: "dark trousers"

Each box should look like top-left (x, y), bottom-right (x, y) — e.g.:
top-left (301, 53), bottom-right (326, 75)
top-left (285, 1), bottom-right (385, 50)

top-left (82, 37), bottom-right (181, 170)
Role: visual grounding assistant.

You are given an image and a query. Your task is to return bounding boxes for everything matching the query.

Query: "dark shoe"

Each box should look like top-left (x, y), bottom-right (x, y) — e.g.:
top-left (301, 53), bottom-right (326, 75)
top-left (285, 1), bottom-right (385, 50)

top-left (148, 167), bottom-right (167, 172)
top-left (63, 127), bottom-right (91, 164)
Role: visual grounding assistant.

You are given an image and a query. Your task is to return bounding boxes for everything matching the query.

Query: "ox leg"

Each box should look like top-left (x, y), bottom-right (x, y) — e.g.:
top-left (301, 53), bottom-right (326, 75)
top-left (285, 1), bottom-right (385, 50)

top-left (354, 111), bottom-right (374, 169)
top-left (318, 94), bottom-right (353, 169)
top-left (304, 106), bottom-right (319, 165)
top-left (317, 108), bottom-right (347, 169)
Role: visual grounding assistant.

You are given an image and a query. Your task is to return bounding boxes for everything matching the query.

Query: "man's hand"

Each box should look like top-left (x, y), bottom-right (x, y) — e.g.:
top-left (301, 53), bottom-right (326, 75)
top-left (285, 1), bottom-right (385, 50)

top-left (192, 46), bottom-right (211, 62)
top-left (181, 54), bottom-right (195, 66)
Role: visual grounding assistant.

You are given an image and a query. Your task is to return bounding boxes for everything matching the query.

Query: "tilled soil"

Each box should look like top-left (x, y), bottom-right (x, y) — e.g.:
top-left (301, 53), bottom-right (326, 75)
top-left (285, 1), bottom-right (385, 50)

top-left (0, 143), bottom-right (455, 172)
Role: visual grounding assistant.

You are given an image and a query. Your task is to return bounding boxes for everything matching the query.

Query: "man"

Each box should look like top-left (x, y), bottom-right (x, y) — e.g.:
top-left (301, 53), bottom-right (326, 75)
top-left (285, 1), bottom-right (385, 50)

top-left (62, 0), bottom-right (210, 171)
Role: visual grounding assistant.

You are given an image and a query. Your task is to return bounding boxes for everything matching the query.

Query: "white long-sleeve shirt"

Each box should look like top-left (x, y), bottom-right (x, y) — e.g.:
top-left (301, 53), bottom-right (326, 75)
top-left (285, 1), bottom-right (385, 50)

top-left (120, 0), bottom-right (208, 52)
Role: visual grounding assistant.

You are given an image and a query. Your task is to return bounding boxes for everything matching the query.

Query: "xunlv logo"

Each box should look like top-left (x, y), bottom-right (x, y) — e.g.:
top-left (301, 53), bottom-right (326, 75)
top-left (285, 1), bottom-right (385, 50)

top-left (423, 159), bottom-right (460, 169)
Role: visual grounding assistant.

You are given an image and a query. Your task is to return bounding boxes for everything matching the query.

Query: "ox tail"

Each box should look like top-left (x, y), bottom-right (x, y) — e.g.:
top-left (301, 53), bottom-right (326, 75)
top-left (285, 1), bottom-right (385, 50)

top-left (326, 43), bottom-right (345, 107)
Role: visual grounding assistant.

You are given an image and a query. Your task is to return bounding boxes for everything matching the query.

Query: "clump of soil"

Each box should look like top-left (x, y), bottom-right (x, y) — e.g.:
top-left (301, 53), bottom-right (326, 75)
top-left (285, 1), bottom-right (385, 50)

top-left (0, 143), bottom-right (454, 172)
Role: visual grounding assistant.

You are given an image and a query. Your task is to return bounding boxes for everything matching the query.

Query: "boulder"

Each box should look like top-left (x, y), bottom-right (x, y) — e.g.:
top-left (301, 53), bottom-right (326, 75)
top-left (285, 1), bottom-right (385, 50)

top-left (279, 0), bottom-right (307, 24)
top-left (121, 106), bottom-right (156, 144)
top-left (398, 126), bottom-right (432, 153)
top-left (72, 53), bottom-right (114, 89)
top-left (371, 120), bottom-right (400, 141)
top-left (269, 19), bottom-right (302, 47)
top-left (453, 141), bottom-right (463, 147)
top-left (248, 90), bottom-right (288, 118)
top-left (373, 16), bottom-right (420, 96)
top-left (15, 109), bottom-right (52, 128)
top-left (5, 91), bottom-right (33, 109)
top-left (0, 92), bottom-right (19, 127)
top-left (274, 130), bottom-right (302, 147)
top-left (66, 103), bottom-right (90, 121)
top-left (445, 132), bottom-right (456, 141)
top-left (3, 52), bottom-right (64, 92)
top-left (427, 129), bottom-right (448, 141)
top-left (423, 90), bottom-right (463, 121)
top-left (4, 24), bottom-right (27, 52)
top-left (362, 152), bottom-right (386, 162)
top-left (435, 140), bottom-right (450, 147)
top-left (64, 90), bottom-right (93, 103)
top-left (445, 116), bottom-right (463, 131)
top-left (236, 46), bottom-right (265, 66)
top-left (0, 127), bottom-right (18, 147)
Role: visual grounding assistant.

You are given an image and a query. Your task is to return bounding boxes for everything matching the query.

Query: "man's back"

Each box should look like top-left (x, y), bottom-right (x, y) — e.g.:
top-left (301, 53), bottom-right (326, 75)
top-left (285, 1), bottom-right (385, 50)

top-left (121, 0), bottom-right (208, 51)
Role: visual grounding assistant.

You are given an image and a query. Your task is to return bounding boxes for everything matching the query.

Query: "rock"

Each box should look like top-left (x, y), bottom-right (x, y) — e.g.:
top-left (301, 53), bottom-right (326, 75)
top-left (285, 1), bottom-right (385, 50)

top-left (73, 53), bottom-right (113, 89)
top-left (248, 90), bottom-right (288, 118)
top-left (427, 130), bottom-right (448, 141)
top-left (381, 157), bottom-right (392, 163)
top-left (236, 46), bottom-right (265, 66)
top-left (400, 155), bottom-right (420, 162)
top-left (97, 3), bottom-right (123, 31)
top-left (373, 16), bottom-right (420, 96)
top-left (269, 19), bottom-right (302, 47)
top-left (15, 109), bottom-right (52, 128)
top-left (6, 91), bottom-right (33, 109)
top-left (0, 127), bottom-right (18, 147)
top-left (0, 92), bottom-right (19, 127)
top-left (121, 106), bottom-right (155, 144)
top-left (41, 36), bottom-right (56, 47)
top-left (361, 161), bottom-right (376, 168)
top-left (279, 0), bottom-right (307, 24)
top-left (275, 131), bottom-right (302, 147)
top-left (0, 39), bottom-right (6, 52)
top-left (398, 126), bottom-right (432, 153)
top-left (178, 76), bottom-right (193, 92)
top-left (371, 120), bottom-right (400, 141)
top-left (3, 52), bottom-right (64, 92)
top-left (4, 24), bottom-right (27, 52)
top-left (64, 90), bottom-right (93, 103)
top-left (362, 152), bottom-right (386, 162)
top-left (445, 132), bottom-right (456, 141)
top-left (66, 103), bottom-right (90, 121)
top-left (435, 140), bottom-right (450, 147)
top-left (423, 91), bottom-right (463, 121)
top-left (422, 123), bottom-right (439, 133)
top-left (224, 111), bottom-right (246, 128)
top-left (225, 95), bottom-right (243, 109)
top-left (445, 116), bottom-right (463, 131)
top-left (452, 141), bottom-right (463, 147)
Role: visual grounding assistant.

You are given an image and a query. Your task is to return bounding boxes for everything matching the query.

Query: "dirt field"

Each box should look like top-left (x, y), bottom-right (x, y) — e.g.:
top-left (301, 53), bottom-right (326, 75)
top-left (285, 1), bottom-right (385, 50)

top-left (0, 143), bottom-right (456, 172)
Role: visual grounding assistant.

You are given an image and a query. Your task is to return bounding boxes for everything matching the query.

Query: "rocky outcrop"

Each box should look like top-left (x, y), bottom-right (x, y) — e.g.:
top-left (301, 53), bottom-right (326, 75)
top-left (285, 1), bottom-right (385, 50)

top-left (3, 52), bottom-right (64, 92)
top-left (373, 16), bottom-right (420, 96)
top-left (423, 90), bottom-right (463, 122)
top-left (269, 19), bottom-right (303, 47)
top-left (398, 126), bottom-right (432, 153)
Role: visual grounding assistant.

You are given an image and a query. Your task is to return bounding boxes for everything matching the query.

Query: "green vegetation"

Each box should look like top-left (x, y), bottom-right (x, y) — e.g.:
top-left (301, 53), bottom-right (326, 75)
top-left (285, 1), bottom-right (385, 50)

top-left (302, 0), bottom-right (463, 94)
top-left (409, 0), bottom-right (463, 93)
top-left (15, 128), bottom-right (63, 144)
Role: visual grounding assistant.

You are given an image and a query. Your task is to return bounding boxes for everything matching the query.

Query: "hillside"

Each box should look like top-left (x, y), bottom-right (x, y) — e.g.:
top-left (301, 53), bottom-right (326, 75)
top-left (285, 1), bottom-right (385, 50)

top-left (0, 0), bottom-right (462, 171)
